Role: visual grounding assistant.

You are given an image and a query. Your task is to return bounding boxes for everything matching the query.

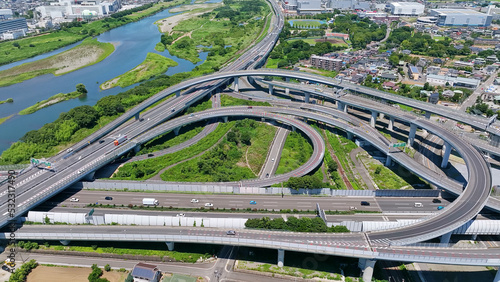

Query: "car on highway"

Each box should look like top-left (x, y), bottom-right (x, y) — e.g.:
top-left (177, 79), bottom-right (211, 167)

top-left (67, 148), bottom-right (73, 153)
top-left (349, 206), bottom-right (357, 210)
top-left (70, 197), bottom-right (79, 202)
top-left (437, 206), bottom-right (444, 210)
top-left (99, 140), bottom-right (105, 144)
top-left (148, 154), bottom-right (154, 157)
top-left (226, 230), bottom-right (236, 235)
top-left (360, 201), bottom-right (370, 206)
top-left (104, 196), bottom-right (113, 200)
top-left (191, 199), bottom-right (199, 203)
top-left (176, 213), bottom-right (185, 217)
top-left (250, 200), bottom-right (257, 205)
top-left (432, 199), bottom-right (441, 203)
top-left (271, 158), bottom-right (275, 161)
top-left (205, 203), bottom-right (213, 207)
top-left (77, 169), bottom-right (84, 174)
top-left (139, 118), bottom-right (144, 122)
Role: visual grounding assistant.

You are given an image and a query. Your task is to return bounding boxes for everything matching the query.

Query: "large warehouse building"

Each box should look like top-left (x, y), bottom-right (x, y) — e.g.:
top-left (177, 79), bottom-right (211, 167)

top-left (430, 9), bottom-right (492, 26)
top-left (389, 2), bottom-right (425, 16)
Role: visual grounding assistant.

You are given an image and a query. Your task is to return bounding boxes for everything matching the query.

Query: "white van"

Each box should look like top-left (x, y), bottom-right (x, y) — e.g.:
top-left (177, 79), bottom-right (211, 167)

top-left (414, 202), bottom-right (423, 208)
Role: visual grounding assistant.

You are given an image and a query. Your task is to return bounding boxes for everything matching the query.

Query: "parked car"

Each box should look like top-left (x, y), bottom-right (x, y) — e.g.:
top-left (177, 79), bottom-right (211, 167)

top-left (105, 196), bottom-right (113, 200)
top-left (437, 206), bottom-right (444, 210)
top-left (226, 230), bottom-right (236, 235)
top-left (250, 200), bottom-right (257, 205)
top-left (205, 203), bottom-right (213, 207)
top-left (191, 199), bottom-right (199, 203)
top-left (70, 197), bottom-right (79, 202)
top-left (432, 199), bottom-right (441, 203)
top-left (360, 201), bottom-right (370, 206)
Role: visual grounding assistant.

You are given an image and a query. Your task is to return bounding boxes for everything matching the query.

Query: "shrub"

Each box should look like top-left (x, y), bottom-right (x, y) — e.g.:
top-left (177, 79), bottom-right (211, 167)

top-left (104, 264), bottom-right (111, 272)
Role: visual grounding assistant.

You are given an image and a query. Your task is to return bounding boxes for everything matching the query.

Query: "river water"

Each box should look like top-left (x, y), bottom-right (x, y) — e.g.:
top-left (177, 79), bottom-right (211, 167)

top-left (0, 2), bottom-right (214, 153)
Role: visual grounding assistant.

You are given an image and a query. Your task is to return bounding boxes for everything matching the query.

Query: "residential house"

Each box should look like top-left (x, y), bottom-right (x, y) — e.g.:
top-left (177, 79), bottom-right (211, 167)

top-left (131, 263), bottom-right (161, 282)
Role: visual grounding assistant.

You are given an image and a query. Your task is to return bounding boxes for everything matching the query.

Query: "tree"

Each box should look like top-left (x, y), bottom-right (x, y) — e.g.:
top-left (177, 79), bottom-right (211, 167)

top-left (67, 105), bottom-right (100, 128)
top-left (13, 42), bottom-right (20, 49)
top-left (375, 166), bottom-right (382, 175)
top-left (104, 264), bottom-right (111, 272)
top-left (76, 83), bottom-right (87, 94)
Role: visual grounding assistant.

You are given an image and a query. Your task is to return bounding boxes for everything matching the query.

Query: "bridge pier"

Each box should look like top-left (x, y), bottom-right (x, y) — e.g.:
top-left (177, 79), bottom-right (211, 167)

top-left (223, 116), bottom-right (228, 123)
top-left (60, 240), bottom-right (71, 246)
top-left (175, 90), bottom-right (181, 97)
top-left (134, 113), bottom-right (140, 121)
top-left (166, 242), bottom-right (175, 251)
top-left (490, 134), bottom-right (500, 147)
top-left (370, 111), bottom-right (378, 128)
top-left (388, 116), bottom-right (394, 131)
top-left (277, 249), bottom-right (285, 267)
top-left (441, 142), bottom-right (452, 168)
top-left (347, 132), bottom-right (354, 140)
top-left (472, 234), bottom-right (478, 241)
top-left (174, 127), bottom-right (181, 136)
top-left (133, 145), bottom-right (141, 153)
top-left (408, 123), bottom-right (417, 147)
top-left (83, 171), bottom-right (95, 182)
top-left (425, 111), bottom-right (431, 119)
top-left (494, 267), bottom-right (500, 282)
top-left (233, 77), bottom-right (239, 92)
top-left (305, 93), bottom-right (310, 103)
top-left (269, 85), bottom-right (274, 95)
top-left (358, 258), bottom-right (376, 282)
top-left (385, 155), bottom-right (392, 166)
top-left (248, 76), bottom-right (254, 84)
top-left (440, 231), bottom-right (452, 244)
top-left (285, 78), bottom-right (290, 95)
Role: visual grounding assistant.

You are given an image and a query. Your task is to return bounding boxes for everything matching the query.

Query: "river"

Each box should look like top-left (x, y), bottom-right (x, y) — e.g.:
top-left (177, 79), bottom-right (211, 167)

top-left (0, 2), bottom-right (215, 154)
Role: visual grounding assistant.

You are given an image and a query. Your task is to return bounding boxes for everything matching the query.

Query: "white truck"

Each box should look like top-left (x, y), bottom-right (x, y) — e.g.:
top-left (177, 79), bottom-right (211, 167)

top-left (143, 198), bottom-right (159, 206)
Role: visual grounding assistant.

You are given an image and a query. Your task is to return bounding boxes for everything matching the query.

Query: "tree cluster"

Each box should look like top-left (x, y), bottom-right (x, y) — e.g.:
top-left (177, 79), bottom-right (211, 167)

top-left (285, 175), bottom-right (324, 190)
top-left (17, 241), bottom-right (39, 251)
top-left (245, 216), bottom-right (349, 233)
top-left (88, 264), bottom-right (110, 282)
top-left (270, 40), bottom-right (344, 68)
top-left (8, 259), bottom-right (38, 282)
top-left (214, 0), bottom-right (264, 22)
top-left (329, 15), bottom-right (386, 49)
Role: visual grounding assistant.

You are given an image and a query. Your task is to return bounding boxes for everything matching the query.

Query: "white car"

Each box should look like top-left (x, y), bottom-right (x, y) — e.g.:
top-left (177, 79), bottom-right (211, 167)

top-left (70, 197), bottom-right (79, 202)
top-left (176, 213), bottom-right (185, 217)
top-left (77, 169), bottom-right (84, 174)
top-left (205, 203), bottom-right (214, 207)
top-left (190, 199), bottom-right (199, 203)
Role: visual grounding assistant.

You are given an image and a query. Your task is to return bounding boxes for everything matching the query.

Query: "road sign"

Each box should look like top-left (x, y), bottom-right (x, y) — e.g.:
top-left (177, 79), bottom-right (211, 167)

top-left (391, 142), bottom-right (406, 148)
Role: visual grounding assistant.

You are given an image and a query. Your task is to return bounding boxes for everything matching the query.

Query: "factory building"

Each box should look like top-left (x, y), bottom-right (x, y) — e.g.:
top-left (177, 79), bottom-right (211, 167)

top-left (36, 0), bottom-right (121, 19)
top-left (0, 9), bottom-right (13, 20)
top-left (430, 9), bottom-right (492, 27)
top-left (0, 18), bottom-right (28, 40)
top-left (389, 2), bottom-right (425, 16)
top-left (293, 0), bottom-right (370, 14)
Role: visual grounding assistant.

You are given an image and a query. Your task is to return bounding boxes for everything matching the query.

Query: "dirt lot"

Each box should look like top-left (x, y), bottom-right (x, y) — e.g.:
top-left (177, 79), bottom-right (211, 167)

top-left (26, 266), bottom-right (128, 282)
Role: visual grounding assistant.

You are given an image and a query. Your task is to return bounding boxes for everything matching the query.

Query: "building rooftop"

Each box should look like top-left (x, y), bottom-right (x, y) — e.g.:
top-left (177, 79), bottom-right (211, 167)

top-left (390, 2), bottom-right (423, 7)
top-left (431, 9), bottom-right (488, 16)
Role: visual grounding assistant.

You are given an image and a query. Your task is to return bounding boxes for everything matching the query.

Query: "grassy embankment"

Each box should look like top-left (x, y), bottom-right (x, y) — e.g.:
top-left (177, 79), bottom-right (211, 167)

top-left (113, 122), bottom-right (234, 180)
top-left (163, 0), bottom-right (269, 66)
top-left (0, 98), bottom-right (13, 104)
top-left (100, 52), bottom-right (177, 89)
top-left (160, 119), bottom-right (276, 182)
top-left (220, 94), bottom-right (271, 107)
top-left (0, 38), bottom-right (114, 87)
top-left (16, 240), bottom-right (216, 263)
top-left (18, 91), bottom-right (86, 115)
top-left (0, 115), bottom-right (13, 125)
top-left (0, 0), bottom-right (189, 67)
top-left (275, 131), bottom-right (313, 175)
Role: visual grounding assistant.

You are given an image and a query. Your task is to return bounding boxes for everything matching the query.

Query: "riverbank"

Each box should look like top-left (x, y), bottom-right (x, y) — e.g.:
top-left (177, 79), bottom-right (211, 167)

top-left (19, 89), bottom-right (86, 115)
top-left (0, 98), bottom-right (13, 104)
top-left (100, 53), bottom-right (178, 90)
top-left (0, 115), bottom-right (13, 125)
top-left (0, 38), bottom-right (114, 87)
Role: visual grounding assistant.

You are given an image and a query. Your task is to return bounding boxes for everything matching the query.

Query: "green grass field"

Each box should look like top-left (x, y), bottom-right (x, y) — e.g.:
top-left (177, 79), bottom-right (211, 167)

top-left (289, 20), bottom-right (323, 28)
top-left (275, 131), bottom-right (313, 175)
top-left (163, 274), bottom-right (197, 282)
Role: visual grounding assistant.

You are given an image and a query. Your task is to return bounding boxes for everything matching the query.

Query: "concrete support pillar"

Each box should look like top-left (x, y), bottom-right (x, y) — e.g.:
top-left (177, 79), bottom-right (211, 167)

top-left (166, 242), bottom-right (175, 251)
top-left (305, 93), bottom-right (310, 103)
top-left (175, 90), bottom-right (181, 97)
top-left (234, 77), bottom-right (239, 92)
top-left (441, 142), bottom-right (452, 168)
top-left (174, 127), bottom-right (181, 136)
top-left (385, 155), bottom-right (392, 166)
top-left (490, 134), bottom-right (500, 148)
top-left (291, 126), bottom-right (296, 132)
top-left (388, 117), bottom-right (395, 131)
top-left (83, 171), bottom-right (95, 182)
top-left (285, 88), bottom-right (290, 95)
top-left (370, 111), bottom-right (378, 128)
top-left (133, 145), bottom-right (141, 153)
top-left (347, 132), bottom-right (354, 140)
top-left (60, 240), bottom-right (71, 246)
top-left (472, 234), bottom-right (478, 241)
top-left (337, 101), bottom-right (344, 111)
top-left (493, 267), bottom-right (500, 282)
top-left (277, 249), bottom-right (285, 268)
top-left (223, 116), bottom-right (228, 123)
top-left (359, 259), bottom-right (376, 282)
top-left (425, 111), bottom-right (431, 119)
top-left (269, 85), bottom-right (274, 95)
top-left (248, 76), bottom-right (254, 84)
top-left (440, 231), bottom-right (452, 244)
top-left (285, 77), bottom-right (290, 83)
top-left (408, 123), bottom-right (417, 147)
top-left (379, 113), bottom-right (385, 120)
top-left (134, 113), bottom-right (140, 120)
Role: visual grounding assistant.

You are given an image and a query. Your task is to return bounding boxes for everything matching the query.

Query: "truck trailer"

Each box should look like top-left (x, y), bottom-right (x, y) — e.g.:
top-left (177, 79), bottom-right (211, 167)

top-left (143, 198), bottom-right (159, 206)
top-left (113, 135), bottom-right (127, 146)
